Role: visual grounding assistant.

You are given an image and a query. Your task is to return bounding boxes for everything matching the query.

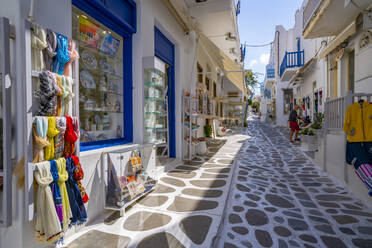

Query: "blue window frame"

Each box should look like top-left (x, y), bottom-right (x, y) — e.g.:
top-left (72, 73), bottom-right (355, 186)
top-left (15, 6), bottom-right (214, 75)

top-left (73, 0), bottom-right (136, 151)
top-left (154, 27), bottom-right (175, 157)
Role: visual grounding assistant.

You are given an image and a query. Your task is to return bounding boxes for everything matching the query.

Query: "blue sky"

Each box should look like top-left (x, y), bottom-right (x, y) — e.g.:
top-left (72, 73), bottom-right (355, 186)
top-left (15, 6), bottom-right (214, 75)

top-left (237, 0), bottom-right (303, 85)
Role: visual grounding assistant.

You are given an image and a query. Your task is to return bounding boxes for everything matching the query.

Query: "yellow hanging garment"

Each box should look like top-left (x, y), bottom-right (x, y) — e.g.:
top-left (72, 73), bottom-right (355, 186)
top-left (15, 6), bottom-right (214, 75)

top-left (44, 117), bottom-right (60, 161)
top-left (56, 157), bottom-right (71, 231)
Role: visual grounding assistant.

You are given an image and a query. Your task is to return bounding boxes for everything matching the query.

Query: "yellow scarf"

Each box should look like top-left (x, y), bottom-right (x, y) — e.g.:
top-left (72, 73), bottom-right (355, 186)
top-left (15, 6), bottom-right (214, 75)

top-left (44, 117), bottom-right (59, 161)
top-left (56, 157), bottom-right (71, 231)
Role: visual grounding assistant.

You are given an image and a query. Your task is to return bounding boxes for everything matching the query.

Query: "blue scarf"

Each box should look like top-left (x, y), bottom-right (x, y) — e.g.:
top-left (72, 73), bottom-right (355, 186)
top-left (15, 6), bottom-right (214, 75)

top-left (65, 157), bottom-right (87, 225)
top-left (53, 33), bottom-right (70, 75)
top-left (50, 160), bottom-right (63, 228)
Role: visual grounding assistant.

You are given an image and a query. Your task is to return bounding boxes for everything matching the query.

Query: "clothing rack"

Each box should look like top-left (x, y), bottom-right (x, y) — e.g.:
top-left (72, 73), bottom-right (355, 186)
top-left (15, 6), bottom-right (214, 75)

top-left (24, 20), bottom-right (80, 221)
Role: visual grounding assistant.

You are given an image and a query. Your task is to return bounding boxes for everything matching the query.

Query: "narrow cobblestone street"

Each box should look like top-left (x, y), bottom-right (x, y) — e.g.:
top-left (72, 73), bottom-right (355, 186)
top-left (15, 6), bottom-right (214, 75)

top-left (65, 118), bottom-right (372, 248)
top-left (218, 119), bottom-right (372, 248)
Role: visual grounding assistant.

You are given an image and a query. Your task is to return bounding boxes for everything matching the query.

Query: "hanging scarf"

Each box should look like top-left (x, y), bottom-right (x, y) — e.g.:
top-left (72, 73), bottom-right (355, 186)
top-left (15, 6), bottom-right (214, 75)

top-left (64, 116), bottom-right (77, 156)
top-left (31, 24), bottom-right (47, 71)
top-left (60, 76), bottom-right (68, 115)
top-left (55, 74), bottom-right (64, 116)
top-left (49, 160), bottom-right (63, 227)
top-left (65, 157), bottom-right (87, 225)
top-left (54, 117), bottom-right (66, 159)
top-left (53, 33), bottom-right (70, 75)
top-left (34, 161), bottom-right (63, 243)
top-left (33, 117), bottom-right (49, 163)
top-left (72, 117), bottom-right (80, 153)
top-left (72, 155), bottom-right (89, 203)
top-left (63, 39), bottom-right (79, 76)
top-left (44, 117), bottom-right (59, 161)
top-left (64, 77), bottom-right (75, 116)
top-left (56, 158), bottom-right (71, 231)
top-left (35, 71), bottom-right (58, 116)
top-left (44, 29), bottom-right (57, 71)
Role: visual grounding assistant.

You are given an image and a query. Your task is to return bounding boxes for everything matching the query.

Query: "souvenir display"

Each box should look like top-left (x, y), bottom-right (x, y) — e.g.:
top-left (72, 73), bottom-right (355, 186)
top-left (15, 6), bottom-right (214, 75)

top-left (143, 66), bottom-right (168, 148)
top-left (100, 33), bottom-right (120, 57)
top-left (99, 59), bottom-right (115, 74)
top-left (80, 70), bottom-right (96, 89)
top-left (79, 16), bottom-right (99, 48)
top-left (81, 50), bottom-right (97, 70)
top-left (106, 151), bottom-right (157, 208)
top-left (73, 7), bottom-right (124, 143)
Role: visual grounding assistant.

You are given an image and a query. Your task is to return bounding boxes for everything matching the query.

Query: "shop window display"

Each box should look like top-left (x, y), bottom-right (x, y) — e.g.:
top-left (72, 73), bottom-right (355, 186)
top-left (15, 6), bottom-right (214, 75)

top-left (72, 7), bottom-right (124, 143)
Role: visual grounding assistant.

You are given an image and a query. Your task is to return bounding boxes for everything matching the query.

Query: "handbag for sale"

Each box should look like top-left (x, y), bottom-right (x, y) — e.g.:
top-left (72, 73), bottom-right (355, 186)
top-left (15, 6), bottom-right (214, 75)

top-left (127, 150), bottom-right (142, 173)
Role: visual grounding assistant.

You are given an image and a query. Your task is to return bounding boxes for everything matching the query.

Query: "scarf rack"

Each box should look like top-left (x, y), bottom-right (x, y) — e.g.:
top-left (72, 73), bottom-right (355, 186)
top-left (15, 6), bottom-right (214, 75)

top-left (24, 20), bottom-right (80, 222)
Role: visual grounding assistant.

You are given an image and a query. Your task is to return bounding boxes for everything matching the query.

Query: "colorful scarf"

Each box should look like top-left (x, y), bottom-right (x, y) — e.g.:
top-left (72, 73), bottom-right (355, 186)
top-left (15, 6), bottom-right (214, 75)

top-left (32, 117), bottom-right (49, 163)
top-left (34, 161), bottom-right (63, 243)
top-left (44, 29), bottom-right (57, 71)
top-left (55, 74), bottom-right (64, 116)
top-left (54, 117), bottom-right (66, 159)
top-left (72, 155), bottom-right (89, 203)
top-left (53, 33), bottom-right (70, 75)
top-left (44, 117), bottom-right (59, 161)
top-left (49, 160), bottom-right (63, 227)
top-left (56, 158), bottom-right (71, 231)
top-left (31, 24), bottom-right (47, 71)
top-left (63, 39), bottom-right (79, 76)
top-left (64, 77), bottom-right (75, 116)
top-left (65, 157), bottom-right (87, 225)
top-left (35, 71), bottom-right (58, 116)
top-left (64, 116), bottom-right (78, 156)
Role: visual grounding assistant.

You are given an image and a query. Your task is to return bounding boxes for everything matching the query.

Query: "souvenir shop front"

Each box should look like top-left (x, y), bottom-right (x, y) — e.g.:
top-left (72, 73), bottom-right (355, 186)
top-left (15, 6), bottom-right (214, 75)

top-left (0, 0), bottom-right (162, 247)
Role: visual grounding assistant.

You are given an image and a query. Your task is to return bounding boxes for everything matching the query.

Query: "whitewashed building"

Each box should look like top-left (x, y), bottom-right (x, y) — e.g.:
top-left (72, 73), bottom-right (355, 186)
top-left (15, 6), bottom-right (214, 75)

top-left (0, 0), bottom-right (244, 246)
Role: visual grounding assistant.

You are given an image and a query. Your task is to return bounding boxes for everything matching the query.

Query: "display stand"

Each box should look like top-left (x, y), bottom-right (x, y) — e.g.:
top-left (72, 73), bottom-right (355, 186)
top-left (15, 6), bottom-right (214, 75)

top-left (183, 90), bottom-right (199, 161)
top-left (143, 56), bottom-right (169, 157)
top-left (103, 144), bottom-right (157, 216)
top-left (24, 21), bottom-right (79, 221)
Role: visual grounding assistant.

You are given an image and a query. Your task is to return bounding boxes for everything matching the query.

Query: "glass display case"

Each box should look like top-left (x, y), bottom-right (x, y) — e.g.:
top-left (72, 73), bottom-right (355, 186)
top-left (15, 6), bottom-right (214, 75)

top-left (143, 57), bottom-right (168, 156)
top-left (104, 144), bottom-right (157, 211)
top-left (72, 7), bottom-right (124, 143)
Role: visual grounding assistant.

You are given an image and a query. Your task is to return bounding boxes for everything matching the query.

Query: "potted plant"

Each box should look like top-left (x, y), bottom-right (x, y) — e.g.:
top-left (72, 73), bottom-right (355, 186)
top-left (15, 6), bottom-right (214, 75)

top-left (196, 137), bottom-right (207, 155)
top-left (204, 125), bottom-right (212, 138)
top-left (307, 129), bottom-right (317, 151)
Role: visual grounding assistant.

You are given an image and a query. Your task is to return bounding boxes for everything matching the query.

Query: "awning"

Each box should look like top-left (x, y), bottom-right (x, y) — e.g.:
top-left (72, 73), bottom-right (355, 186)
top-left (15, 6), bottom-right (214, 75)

top-left (289, 57), bottom-right (317, 84)
top-left (319, 21), bottom-right (356, 59)
top-left (198, 33), bottom-right (245, 92)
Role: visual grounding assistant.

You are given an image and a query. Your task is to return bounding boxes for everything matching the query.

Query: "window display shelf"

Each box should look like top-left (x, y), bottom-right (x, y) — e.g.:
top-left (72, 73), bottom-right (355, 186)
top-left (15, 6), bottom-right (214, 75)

top-left (144, 82), bottom-right (165, 90)
top-left (80, 87), bottom-right (123, 97)
top-left (82, 109), bottom-right (123, 114)
top-left (78, 41), bottom-right (122, 63)
top-left (145, 97), bottom-right (165, 102)
top-left (145, 127), bottom-right (166, 131)
top-left (80, 67), bottom-right (123, 80)
top-left (145, 111), bottom-right (166, 116)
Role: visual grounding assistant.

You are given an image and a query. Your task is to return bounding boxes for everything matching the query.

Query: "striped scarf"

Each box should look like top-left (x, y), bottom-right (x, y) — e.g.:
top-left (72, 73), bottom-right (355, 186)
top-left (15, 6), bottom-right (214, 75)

top-left (49, 160), bottom-right (63, 227)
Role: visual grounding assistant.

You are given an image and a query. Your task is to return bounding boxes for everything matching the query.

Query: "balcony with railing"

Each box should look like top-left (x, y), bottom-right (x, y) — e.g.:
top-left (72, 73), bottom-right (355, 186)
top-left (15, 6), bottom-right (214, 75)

top-left (303, 0), bottom-right (322, 32)
top-left (280, 50), bottom-right (304, 81)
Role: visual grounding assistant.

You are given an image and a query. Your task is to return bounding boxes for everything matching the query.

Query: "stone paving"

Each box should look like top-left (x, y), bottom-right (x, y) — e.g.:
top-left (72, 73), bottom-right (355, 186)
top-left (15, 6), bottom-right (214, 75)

top-left (64, 118), bottom-right (372, 248)
top-left (65, 131), bottom-right (247, 248)
top-left (218, 119), bottom-right (372, 248)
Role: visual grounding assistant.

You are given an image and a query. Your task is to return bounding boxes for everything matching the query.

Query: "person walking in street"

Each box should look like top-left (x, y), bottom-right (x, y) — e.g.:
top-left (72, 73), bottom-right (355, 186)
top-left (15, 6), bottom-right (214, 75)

top-left (289, 105), bottom-right (301, 143)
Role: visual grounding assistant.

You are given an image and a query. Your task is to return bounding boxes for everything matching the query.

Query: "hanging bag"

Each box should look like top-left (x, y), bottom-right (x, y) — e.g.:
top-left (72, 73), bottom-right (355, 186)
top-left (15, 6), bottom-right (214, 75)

top-left (127, 150), bottom-right (142, 173)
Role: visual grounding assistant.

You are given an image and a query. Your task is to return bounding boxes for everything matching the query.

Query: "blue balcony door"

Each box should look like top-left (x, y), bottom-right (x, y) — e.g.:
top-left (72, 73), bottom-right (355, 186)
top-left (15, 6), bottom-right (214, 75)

top-left (297, 39), bottom-right (301, 65)
top-left (154, 27), bottom-right (175, 157)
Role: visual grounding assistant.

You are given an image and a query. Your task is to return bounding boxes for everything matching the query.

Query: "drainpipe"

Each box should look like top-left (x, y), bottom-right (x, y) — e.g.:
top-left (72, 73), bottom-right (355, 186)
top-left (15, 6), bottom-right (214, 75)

top-left (275, 30), bottom-right (280, 78)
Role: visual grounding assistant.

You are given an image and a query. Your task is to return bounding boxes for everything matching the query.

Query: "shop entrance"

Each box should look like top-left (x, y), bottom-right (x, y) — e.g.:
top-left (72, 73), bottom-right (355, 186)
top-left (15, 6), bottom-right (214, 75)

top-left (154, 27), bottom-right (175, 158)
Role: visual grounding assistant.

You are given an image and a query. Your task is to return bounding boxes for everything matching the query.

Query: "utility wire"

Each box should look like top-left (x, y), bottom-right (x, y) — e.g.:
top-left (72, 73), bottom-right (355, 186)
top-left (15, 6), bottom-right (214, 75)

top-left (241, 42), bottom-right (273, 47)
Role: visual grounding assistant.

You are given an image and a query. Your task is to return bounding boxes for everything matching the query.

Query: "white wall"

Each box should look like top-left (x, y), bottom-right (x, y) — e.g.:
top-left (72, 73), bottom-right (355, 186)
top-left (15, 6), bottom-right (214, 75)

top-left (0, 0), bottom-right (196, 247)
